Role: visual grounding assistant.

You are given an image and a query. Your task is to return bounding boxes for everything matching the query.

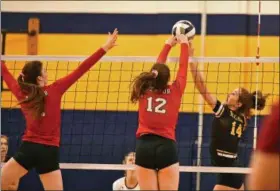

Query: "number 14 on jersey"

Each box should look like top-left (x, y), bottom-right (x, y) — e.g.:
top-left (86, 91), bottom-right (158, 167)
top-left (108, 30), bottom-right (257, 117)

top-left (231, 121), bottom-right (243, 138)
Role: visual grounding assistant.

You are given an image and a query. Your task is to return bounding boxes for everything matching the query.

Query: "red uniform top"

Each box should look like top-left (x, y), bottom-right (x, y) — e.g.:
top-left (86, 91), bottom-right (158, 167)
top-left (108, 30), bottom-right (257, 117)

top-left (1, 48), bottom-right (106, 147)
top-left (136, 43), bottom-right (189, 141)
top-left (257, 101), bottom-right (280, 153)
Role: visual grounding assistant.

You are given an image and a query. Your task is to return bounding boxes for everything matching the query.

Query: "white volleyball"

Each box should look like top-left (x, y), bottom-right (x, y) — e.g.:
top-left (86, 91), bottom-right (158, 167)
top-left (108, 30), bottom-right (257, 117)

top-left (172, 20), bottom-right (196, 39)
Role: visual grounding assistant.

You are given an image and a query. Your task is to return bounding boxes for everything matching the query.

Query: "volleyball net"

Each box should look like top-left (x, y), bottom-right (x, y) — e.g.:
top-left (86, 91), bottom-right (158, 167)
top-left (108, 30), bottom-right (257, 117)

top-left (1, 55), bottom-right (279, 190)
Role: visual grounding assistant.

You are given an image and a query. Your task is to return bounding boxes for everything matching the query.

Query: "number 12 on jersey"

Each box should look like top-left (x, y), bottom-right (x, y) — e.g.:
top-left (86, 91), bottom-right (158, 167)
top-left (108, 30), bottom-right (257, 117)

top-left (147, 97), bottom-right (167, 114)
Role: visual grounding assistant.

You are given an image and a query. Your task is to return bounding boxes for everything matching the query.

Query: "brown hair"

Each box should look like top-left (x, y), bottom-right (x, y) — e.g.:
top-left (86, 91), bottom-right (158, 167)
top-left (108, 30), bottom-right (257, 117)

top-left (122, 152), bottom-right (136, 176)
top-left (238, 88), bottom-right (268, 118)
top-left (130, 64), bottom-right (170, 103)
top-left (17, 61), bottom-right (46, 119)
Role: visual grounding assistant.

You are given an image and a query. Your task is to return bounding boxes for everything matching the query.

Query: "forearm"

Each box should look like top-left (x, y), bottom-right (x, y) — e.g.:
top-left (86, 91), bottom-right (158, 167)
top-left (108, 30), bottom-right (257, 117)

top-left (189, 61), bottom-right (217, 108)
top-left (1, 62), bottom-right (20, 96)
top-left (172, 44), bottom-right (189, 93)
top-left (156, 44), bottom-right (172, 64)
top-left (190, 62), bottom-right (207, 95)
top-left (55, 48), bottom-right (106, 92)
top-left (176, 43), bottom-right (188, 78)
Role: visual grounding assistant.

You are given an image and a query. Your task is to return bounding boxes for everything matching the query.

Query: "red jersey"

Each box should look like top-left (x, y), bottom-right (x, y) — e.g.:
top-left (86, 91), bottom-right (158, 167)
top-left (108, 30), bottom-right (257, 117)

top-left (1, 48), bottom-right (106, 147)
top-left (257, 101), bottom-right (280, 153)
top-left (136, 43), bottom-right (189, 141)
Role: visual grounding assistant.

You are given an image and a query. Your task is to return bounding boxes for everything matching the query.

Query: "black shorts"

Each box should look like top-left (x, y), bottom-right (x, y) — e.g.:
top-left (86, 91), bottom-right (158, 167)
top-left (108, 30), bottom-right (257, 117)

top-left (211, 155), bottom-right (244, 189)
top-left (136, 134), bottom-right (178, 170)
top-left (13, 141), bottom-right (60, 174)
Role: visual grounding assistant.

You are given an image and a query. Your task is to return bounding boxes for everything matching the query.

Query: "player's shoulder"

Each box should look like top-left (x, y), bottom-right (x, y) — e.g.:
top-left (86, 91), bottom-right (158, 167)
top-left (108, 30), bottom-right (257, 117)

top-left (170, 81), bottom-right (182, 91)
top-left (45, 82), bottom-right (57, 90)
top-left (113, 176), bottom-right (125, 184)
top-left (213, 99), bottom-right (245, 121)
top-left (113, 177), bottom-right (125, 189)
top-left (213, 100), bottom-right (228, 118)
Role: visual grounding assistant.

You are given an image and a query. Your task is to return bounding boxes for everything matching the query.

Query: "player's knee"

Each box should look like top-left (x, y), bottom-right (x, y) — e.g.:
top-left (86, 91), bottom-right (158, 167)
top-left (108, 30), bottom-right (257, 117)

top-left (1, 169), bottom-right (11, 185)
top-left (1, 178), bottom-right (19, 190)
top-left (7, 182), bottom-right (19, 191)
top-left (1, 177), bottom-right (13, 190)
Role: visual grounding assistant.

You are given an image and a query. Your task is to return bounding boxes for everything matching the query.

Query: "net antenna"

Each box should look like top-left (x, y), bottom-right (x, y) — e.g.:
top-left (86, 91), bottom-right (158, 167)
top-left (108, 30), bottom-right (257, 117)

top-left (253, 0), bottom-right (262, 149)
top-left (196, 1), bottom-right (207, 191)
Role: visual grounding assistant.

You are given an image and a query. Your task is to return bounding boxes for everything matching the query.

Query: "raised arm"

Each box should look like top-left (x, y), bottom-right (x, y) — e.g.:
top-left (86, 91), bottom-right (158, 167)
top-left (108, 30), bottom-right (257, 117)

top-left (53, 29), bottom-right (118, 94)
top-left (156, 36), bottom-right (176, 64)
top-left (156, 44), bottom-right (171, 64)
top-left (53, 48), bottom-right (106, 94)
top-left (189, 50), bottom-right (217, 109)
top-left (172, 35), bottom-right (189, 94)
top-left (1, 61), bottom-right (21, 99)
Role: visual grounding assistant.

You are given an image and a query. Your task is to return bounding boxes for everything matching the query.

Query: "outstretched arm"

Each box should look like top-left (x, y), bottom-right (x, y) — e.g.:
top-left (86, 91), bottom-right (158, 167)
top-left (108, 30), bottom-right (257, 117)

top-left (189, 51), bottom-right (216, 109)
top-left (1, 61), bottom-right (21, 99)
top-left (173, 35), bottom-right (189, 94)
top-left (156, 36), bottom-right (177, 64)
top-left (53, 29), bottom-right (118, 94)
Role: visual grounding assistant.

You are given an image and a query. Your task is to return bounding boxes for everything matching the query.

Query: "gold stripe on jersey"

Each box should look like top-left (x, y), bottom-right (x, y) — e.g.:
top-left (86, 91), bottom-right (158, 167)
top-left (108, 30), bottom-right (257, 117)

top-left (215, 105), bottom-right (225, 118)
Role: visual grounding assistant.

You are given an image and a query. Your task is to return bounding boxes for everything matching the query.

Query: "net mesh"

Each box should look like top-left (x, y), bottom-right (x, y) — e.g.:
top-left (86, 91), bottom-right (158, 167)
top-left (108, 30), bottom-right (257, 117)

top-left (1, 56), bottom-right (279, 190)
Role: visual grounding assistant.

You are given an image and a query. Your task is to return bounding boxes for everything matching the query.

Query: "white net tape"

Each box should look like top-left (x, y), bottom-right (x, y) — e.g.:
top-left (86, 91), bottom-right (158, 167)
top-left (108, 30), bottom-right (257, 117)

top-left (1, 55), bottom-right (279, 63)
top-left (59, 163), bottom-right (251, 174)
top-left (0, 163), bottom-right (250, 174)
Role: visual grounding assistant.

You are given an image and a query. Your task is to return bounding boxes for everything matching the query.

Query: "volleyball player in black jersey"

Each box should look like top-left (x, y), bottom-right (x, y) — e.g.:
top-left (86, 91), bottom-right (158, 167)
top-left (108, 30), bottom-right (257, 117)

top-left (189, 46), bottom-right (267, 190)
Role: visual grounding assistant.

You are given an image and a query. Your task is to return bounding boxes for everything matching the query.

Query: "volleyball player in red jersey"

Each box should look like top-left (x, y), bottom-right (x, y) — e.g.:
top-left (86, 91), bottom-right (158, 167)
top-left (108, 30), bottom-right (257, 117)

top-left (1, 29), bottom-right (118, 191)
top-left (130, 34), bottom-right (190, 190)
top-left (248, 101), bottom-right (279, 190)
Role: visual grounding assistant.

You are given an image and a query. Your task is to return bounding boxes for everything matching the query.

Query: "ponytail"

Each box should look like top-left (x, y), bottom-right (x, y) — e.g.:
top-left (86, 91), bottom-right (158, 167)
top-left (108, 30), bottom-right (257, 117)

top-left (130, 72), bottom-right (156, 103)
top-left (130, 63), bottom-right (171, 103)
top-left (251, 91), bottom-right (268, 111)
top-left (239, 88), bottom-right (268, 119)
top-left (17, 75), bottom-right (46, 119)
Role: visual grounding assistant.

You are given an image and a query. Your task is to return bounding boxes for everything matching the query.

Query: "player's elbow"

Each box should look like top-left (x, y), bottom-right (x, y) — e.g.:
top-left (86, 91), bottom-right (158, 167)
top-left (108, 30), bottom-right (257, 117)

top-left (247, 151), bottom-right (280, 190)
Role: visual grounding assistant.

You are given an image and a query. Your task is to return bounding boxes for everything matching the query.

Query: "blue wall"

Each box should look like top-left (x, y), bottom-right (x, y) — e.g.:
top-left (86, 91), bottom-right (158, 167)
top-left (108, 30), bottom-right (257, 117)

top-left (1, 109), bottom-right (262, 191)
top-left (2, 12), bottom-right (279, 35)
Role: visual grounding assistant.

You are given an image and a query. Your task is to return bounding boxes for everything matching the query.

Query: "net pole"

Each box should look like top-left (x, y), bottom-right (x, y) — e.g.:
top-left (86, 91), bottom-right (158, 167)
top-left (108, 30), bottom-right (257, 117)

top-left (253, 0), bottom-right (261, 149)
top-left (196, 1), bottom-right (207, 191)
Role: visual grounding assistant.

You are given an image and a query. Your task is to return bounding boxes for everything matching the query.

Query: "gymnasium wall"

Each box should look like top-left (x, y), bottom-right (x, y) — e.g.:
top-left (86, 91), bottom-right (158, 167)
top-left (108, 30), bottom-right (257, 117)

top-left (2, 1), bottom-right (280, 57)
top-left (1, 1), bottom-right (279, 191)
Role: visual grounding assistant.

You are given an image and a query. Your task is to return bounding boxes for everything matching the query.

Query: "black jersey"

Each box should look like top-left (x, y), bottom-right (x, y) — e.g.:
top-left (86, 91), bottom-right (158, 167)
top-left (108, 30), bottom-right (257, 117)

top-left (210, 100), bottom-right (246, 159)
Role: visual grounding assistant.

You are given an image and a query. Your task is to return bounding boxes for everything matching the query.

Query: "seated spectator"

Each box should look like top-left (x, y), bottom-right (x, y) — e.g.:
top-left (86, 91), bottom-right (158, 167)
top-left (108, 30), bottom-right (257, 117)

top-left (1, 135), bottom-right (19, 190)
top-left (113, 152), bottom-right (140, 190)
top-left (1, 135), bottom-right (10, 162)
